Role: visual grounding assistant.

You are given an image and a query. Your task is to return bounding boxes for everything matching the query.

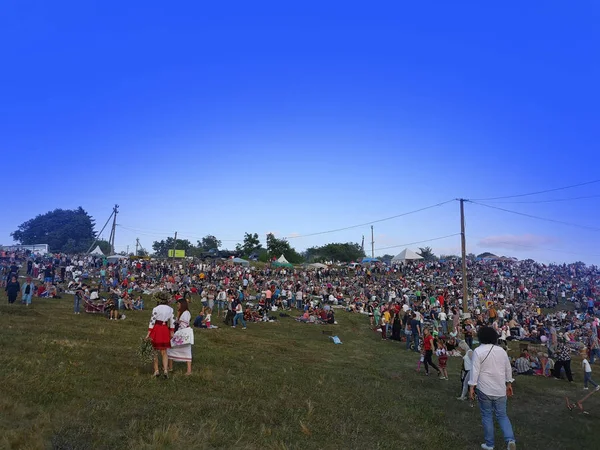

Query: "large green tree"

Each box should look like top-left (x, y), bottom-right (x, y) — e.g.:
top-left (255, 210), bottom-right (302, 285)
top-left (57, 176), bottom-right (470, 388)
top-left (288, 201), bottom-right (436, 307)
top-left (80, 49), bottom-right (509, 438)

top-left (12, 207), bottom-right (96, 253)
top-left (417, 246), bottom-right (437, 261)
top-left (152, 238), bottom-right (193, 257)
top-left (236, 232), bottom-right (263, 257)
top-left (197, 235), bottom-right (222, 251)
top-left (304, 242), bottom-right (365, 263)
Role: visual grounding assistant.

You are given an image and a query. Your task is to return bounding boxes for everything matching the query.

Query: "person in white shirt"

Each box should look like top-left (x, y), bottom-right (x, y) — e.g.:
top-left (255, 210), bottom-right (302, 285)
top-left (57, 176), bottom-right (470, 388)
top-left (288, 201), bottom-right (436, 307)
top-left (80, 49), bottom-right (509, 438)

top-left (581, 350), bottom-right (600, 391)
top-left (469, 327), bottom-right (516, 450)
top-left (145, 297), bottom-right (175, 378)
top-left (458, 348), bottom-right (473, 400)
top-left (439, 310), bottom-right (448, 335)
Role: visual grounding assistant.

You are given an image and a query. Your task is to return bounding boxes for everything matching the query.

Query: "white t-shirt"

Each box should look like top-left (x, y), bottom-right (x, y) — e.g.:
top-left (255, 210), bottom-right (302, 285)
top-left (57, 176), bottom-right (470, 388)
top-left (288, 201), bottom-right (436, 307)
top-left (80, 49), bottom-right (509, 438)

top-left (583, 359), bottom-right (592, 373)
top-left (439, 312), bottom-right (447, 321)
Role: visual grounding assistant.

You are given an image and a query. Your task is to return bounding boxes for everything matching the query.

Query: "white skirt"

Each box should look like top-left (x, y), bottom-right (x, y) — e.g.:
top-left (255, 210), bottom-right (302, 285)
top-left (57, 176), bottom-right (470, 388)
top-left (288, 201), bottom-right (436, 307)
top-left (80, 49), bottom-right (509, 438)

top-left (167, 344), bottom-right (192, 362)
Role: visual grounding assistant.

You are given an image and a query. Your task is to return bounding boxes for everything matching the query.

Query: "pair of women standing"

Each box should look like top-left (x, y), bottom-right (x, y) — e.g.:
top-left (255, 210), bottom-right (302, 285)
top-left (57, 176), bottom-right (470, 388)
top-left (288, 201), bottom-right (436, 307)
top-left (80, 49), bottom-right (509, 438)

top-left (146, 298), bottom-right (194, 377)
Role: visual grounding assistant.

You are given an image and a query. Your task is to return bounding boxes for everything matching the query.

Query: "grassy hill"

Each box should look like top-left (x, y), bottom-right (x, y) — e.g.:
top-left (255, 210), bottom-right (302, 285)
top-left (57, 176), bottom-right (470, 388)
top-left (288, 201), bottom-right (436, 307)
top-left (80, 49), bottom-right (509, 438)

top-left (0, 294), bottom-right (598, 449)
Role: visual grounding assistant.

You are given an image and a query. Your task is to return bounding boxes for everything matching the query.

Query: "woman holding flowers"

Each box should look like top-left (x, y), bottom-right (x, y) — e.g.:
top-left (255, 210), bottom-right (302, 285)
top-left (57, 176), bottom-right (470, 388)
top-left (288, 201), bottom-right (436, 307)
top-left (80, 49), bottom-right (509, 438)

top-left (146, 294), bottom-right (175, 378)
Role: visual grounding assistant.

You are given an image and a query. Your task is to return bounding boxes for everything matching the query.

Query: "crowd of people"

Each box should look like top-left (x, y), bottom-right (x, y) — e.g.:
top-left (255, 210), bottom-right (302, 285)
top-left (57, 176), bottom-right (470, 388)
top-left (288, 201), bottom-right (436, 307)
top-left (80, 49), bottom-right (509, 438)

top-left (3, 251), bottom-right (599, 376)
top-left (3, 247), bottom-right (600, 449)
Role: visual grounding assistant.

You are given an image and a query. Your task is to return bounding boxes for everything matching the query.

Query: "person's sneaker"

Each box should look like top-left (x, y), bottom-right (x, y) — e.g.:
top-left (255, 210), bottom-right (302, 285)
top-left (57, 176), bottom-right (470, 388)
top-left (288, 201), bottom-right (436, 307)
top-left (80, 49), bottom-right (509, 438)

top-left (595, 386), bottom-right (600, 391)
top-left (481, 444), bottom-right (494, 450)
top-left (584, 387), bottom-right (589, 390)
top-left (507, 440), bottom-right (516, 450)
top-left (457, 396), bottom-right (466, 401)
top-left (242, 327), bottom-right (247, 330)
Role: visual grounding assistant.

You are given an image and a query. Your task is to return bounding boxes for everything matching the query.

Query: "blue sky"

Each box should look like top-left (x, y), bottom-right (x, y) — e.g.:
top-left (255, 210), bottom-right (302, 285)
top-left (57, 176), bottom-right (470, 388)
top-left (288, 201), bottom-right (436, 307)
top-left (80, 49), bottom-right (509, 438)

top-left (1, 1), bottom-right (599, 264)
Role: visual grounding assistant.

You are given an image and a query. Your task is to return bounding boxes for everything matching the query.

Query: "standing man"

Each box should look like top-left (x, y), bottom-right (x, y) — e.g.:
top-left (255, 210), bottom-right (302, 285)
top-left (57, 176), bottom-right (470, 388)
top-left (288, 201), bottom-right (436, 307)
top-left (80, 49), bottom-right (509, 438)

top-left (407, 313), bottom-right (421, 352)
top-left (469, 327), bottom-right (516, 450)
top-left (21, 276), bottom-right (36, 306)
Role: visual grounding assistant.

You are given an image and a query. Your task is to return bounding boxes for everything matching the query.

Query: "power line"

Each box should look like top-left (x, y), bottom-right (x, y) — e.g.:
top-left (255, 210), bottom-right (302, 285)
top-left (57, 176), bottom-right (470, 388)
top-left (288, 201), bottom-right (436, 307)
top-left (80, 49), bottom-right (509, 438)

top-left (373, 233), bottom-right (461, 252)
top-left (116, 199), bottom-right (456, 243)
top-left (469, 201), bottom-right (600, 232)
top-left (484, 194), bottom-right (600, 204)
top-left (470, 178), bottom-right (600, 201)
top-left (283, 199), bottom-right (456, 239)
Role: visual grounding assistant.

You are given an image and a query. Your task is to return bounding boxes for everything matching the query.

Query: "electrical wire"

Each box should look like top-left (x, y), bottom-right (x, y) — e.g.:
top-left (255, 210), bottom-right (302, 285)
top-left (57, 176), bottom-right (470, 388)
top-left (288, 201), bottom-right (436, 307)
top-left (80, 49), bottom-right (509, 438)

top-left (283, 199), bottom-right (456, 239)
top-left (469, 201), bottom-right (600, 232)
top-left (116, 199), bottom-right (456, 243)
top-left (470, 178), bottom-right (600, 201)
top-left (483, 194), bottom-right (600, 204)
top-left (372, 233), bottom-right (461, 252)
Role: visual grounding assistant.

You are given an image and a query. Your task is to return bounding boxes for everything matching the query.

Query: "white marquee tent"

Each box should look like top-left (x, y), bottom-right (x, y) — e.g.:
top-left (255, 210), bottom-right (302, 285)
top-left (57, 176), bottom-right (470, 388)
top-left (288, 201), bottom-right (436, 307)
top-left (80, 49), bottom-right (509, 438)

top-left (391, 249), bottom-right (423, 263)
top-left (89, 246), bottom-right (105, 256)
top-left (277, 254), bottom-right (290, 264)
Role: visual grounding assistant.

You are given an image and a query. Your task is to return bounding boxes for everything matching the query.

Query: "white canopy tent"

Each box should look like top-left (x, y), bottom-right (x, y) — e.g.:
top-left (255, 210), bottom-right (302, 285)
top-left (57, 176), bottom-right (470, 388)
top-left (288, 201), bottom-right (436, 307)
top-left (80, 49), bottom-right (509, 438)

top-left (391, 249), bottom-right (423, 264)
top-left (309, 263), bottom-right (328, 269)
top-left (277, 254), bottom-right (290, 264)
top-left (89, 246), bottom-right (105, 256)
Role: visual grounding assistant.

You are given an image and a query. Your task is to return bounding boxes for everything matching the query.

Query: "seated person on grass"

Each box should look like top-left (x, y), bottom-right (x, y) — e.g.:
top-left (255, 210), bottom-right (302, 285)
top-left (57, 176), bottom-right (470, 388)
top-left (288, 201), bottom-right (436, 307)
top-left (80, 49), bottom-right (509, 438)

top-left (515, 353), bottom-right (534, 375)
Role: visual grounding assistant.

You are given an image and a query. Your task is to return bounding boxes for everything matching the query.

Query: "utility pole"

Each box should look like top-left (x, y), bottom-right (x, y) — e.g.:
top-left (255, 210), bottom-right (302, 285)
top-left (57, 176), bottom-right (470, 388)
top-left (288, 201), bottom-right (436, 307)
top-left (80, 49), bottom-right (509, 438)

top-left (126, 245), bottom-right (129, 255)
top-left (172, 231), bottom-right (178, 260)
top-left (361, 235), bottom-right (365, 254)
top-left (459, 199), bottom-right (469, 316)
top-left (135, 238), bottom-right (139, 257)
top-left (371, 226), bottom-right (375, 259)
top-left (108, 204), bottom-right (119, 255)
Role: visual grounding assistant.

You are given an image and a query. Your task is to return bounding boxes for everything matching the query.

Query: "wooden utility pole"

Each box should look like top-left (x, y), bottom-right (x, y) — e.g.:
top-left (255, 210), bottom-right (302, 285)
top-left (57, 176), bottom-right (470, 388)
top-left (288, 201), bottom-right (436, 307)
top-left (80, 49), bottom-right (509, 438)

top-left (172, 231), bottom-right (178, 260)
top-left (135, 238), bottom-right (140, 256)
top-left (371, 225), bottom-right (375, 258)
top-left (459, 199), bottom-right (469, 315)
top-left (108, 204), bottom-right (119, 255)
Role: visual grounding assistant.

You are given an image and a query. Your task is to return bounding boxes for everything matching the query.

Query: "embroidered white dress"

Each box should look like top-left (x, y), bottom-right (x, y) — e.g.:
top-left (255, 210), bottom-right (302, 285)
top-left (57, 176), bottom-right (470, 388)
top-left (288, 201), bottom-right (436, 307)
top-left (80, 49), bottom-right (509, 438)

top-left (167, 310), bottom-right (193, 362)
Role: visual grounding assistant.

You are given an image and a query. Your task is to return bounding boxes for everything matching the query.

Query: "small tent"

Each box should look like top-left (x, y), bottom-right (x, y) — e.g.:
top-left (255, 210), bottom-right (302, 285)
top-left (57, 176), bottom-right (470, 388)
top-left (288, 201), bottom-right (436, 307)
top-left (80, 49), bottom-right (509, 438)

top-left (277, 254), bottom-right (290, 264)
top-left (361, 257), bottom-right (380, 263)
top-left (89, 246), bottom-right (105, 256)
top-left (309, 263), bottom-right (328, 269)
top-left (391, 249), bottom-right (423, 264)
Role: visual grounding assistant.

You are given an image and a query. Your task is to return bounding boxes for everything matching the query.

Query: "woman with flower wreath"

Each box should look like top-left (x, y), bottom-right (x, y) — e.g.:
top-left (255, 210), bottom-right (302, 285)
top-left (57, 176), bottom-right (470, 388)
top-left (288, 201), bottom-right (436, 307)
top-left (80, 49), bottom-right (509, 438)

top-left (145, 293), bottom-right (175, 378)
top-left (167, 299), bottom-right (194, 375)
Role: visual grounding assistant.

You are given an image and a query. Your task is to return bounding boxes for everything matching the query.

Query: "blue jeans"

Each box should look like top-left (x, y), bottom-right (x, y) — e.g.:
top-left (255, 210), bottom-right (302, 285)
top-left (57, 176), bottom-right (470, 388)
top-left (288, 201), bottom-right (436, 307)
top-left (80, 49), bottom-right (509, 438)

top-left (590, 348), bottom-right (600, 364)
top-left (441, 320), bottom-right (448, 335)
top-left (74, 296), bottom-right (81, 313)
top-left (233, 313), bottom-right (246, 327)
top-left (406, 332), bottom-right (419, 351)
top-left (476, 390), bottom-right (515, 447)
top-left (584, 372), bottom-right (598, 388)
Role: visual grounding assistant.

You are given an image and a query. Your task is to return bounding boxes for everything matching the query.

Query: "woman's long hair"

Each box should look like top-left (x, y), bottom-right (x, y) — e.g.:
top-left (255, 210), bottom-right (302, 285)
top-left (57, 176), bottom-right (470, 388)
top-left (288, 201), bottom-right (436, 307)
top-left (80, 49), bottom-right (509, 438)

top-left (177, 299), bottom-right (189, 319)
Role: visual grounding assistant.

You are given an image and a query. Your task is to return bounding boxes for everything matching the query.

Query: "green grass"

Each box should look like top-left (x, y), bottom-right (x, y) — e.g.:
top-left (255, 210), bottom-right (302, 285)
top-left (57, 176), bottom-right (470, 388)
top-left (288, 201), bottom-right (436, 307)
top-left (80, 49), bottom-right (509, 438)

top-left (0, 293), bottom-right (598, 450)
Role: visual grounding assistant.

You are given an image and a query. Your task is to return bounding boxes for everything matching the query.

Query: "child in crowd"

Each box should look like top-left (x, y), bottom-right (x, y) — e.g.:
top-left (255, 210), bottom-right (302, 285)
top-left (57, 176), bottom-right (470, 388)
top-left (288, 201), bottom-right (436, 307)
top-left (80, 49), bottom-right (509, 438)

top-left (582, 349), bottom-right (600, 391)
top-left (436, 339), bottom-right (449, 380)
top-left (204, 308), bottom-right (212, 328)
top-left (416, 347), bottom-right (425, 372)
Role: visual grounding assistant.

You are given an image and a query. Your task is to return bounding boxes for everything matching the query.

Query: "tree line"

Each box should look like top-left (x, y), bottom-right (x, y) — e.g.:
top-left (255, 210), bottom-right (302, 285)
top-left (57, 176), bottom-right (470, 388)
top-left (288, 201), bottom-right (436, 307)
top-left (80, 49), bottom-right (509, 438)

top-left (8, 208), bottom-right (365, 262)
